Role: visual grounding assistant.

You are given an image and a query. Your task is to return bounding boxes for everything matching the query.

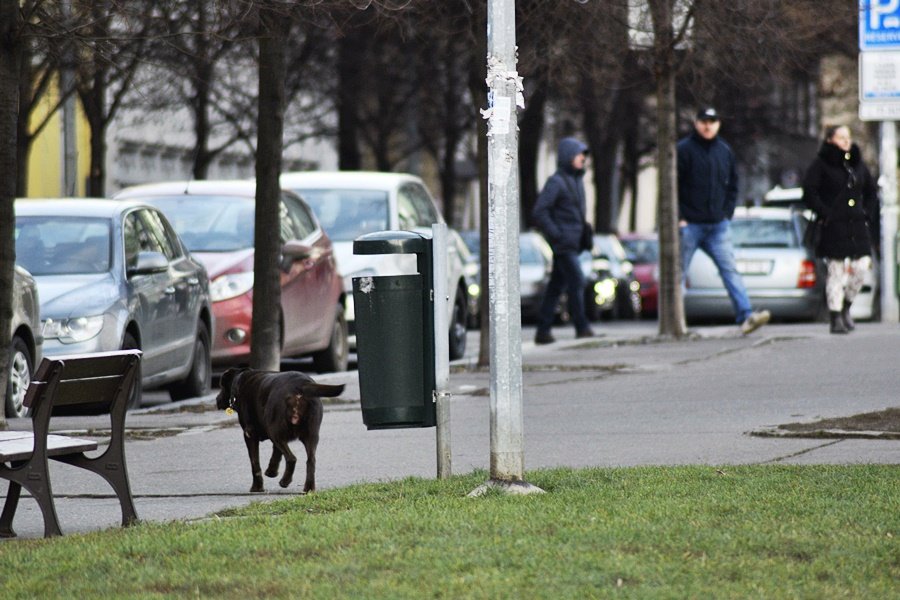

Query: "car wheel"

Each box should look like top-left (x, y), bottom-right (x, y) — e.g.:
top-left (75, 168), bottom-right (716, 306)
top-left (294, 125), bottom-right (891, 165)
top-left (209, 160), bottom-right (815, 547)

top-left (312, 305), bottom-right (349, 373)
top-left (448, 287), bottom-right (467, 360)
top-left (5, 336), bottom-right (33, 418)
top-left (168, 321), bottom-right (212, 401)
top-left (122, 331), bottom-right (143, 410)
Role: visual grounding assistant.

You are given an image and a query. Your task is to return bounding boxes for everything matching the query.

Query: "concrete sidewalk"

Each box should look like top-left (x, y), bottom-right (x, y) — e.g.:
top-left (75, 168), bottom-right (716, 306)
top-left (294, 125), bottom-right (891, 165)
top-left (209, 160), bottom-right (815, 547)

top-left (3, 320), bottom-right (898, 539)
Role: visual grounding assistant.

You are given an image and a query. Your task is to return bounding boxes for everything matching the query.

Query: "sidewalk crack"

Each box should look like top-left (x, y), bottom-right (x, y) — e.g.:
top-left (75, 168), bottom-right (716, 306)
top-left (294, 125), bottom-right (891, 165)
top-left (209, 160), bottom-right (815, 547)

top-left (757, 439), bottom-right (844, 464)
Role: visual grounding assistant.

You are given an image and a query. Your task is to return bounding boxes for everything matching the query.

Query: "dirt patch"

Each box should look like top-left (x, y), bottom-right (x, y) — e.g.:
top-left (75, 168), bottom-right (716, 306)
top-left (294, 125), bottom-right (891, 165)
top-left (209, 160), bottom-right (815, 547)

top-left (753, 407), bottom-right (900, 439)
top-left (779, 407), bottom-right (900, 434)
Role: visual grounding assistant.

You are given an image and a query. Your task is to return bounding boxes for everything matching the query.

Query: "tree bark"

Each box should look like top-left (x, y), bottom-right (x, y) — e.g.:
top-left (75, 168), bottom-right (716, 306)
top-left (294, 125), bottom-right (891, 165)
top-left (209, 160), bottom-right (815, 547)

top-left (337, 24), bottom-right (363, 170)
top-left (251, 8), bottom-right (289, 372)
top-left (0, 0), bottom-right (23, 426)
top-left (518, 79), bottom-right (545, 230)
top-left (649, 0), bottom-right (687, 337)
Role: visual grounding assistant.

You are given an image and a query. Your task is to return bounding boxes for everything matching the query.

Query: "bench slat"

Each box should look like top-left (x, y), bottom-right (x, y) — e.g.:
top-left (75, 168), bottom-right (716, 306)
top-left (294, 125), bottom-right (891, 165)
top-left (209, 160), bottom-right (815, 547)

top-left (0, 434), bottom-right (98, 462)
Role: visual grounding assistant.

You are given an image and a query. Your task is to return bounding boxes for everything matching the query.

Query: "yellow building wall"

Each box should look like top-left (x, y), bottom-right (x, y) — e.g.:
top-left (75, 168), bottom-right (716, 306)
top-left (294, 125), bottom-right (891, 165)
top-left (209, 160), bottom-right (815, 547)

top-left (26, 76), bottom-right (90, 197)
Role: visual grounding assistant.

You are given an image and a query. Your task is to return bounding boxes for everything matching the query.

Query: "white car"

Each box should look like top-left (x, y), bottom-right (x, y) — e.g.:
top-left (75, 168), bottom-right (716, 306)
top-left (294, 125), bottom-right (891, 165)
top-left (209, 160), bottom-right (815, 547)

top-left (281, 171), bottom-right (469, 359)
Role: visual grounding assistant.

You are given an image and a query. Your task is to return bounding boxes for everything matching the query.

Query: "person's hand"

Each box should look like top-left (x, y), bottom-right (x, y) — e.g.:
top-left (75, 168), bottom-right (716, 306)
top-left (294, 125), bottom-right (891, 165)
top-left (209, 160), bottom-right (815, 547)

top-left (678, 220), bottom-right (687, 227)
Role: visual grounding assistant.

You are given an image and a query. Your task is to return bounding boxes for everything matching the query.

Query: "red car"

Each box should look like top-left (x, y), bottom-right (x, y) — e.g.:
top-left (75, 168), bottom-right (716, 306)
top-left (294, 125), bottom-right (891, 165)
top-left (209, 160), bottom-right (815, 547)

top-left (115, 180), bottom-right (348, 372)
top-left (620, 233), bottom-right (659, 316)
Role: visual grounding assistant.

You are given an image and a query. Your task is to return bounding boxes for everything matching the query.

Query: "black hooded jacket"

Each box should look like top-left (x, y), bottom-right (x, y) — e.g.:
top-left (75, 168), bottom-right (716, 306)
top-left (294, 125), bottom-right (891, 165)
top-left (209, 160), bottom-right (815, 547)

top-left (677, 131), bottom-right (739, 223)
top-left (532, 137), bottom-right (589, 253)
top-left (802, 142), bottom-right (878, 259)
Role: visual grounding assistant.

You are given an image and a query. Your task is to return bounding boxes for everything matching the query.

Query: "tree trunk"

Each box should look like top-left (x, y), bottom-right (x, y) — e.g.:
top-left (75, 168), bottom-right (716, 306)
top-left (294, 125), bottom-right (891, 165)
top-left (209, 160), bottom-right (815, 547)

top-left (337, 25), bottom-right (362, 170)
top-left (251, 9), bottom-right (288, 372)
top-left (518, 81), bottom-right (545, 230)
top-left (14, 48), bottom-right (31, 197)
top-left (192, 65), bottom-right (213, 179)
top-left (649, 0), bottom-right (687, 337)
top-left (87, 117), bottom-right (106, 197)
top-left (468, 4), bottom-right (489, 368)
top-left (0, 0), bottom-right (23, 426)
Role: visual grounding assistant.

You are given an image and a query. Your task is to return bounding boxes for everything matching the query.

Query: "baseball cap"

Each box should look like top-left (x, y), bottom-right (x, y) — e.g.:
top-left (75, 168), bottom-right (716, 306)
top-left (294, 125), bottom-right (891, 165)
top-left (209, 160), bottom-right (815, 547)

top-left (696, 107), bottom-right (720, 121)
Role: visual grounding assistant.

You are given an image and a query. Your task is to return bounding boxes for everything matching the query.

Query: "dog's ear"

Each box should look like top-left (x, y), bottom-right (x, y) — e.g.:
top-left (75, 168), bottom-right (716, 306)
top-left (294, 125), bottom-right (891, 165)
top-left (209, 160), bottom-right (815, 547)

top-left (220, 368), bottom-right (239, 390)
top-left (301, 383), bottom-right (345, 398)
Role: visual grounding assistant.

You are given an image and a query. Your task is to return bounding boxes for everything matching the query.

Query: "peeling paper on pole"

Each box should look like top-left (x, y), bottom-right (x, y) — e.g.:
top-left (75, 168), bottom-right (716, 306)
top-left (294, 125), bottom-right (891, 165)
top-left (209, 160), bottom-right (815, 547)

top-left (481, 55), bottom-right (525, 137)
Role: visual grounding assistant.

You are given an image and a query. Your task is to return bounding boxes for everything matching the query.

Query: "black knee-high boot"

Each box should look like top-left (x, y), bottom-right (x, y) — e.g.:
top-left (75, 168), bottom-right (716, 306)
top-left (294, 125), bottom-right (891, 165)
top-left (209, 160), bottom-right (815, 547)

top-left (830, 311), bottom-right (848, 334)
top-left (841, 300), bottom-right (855, 331)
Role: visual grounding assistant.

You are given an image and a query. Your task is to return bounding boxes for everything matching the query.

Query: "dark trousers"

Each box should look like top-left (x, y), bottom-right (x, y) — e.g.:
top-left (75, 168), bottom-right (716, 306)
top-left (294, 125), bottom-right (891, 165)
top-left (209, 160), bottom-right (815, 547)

top-left (536, 251), bottom-right (590, 333)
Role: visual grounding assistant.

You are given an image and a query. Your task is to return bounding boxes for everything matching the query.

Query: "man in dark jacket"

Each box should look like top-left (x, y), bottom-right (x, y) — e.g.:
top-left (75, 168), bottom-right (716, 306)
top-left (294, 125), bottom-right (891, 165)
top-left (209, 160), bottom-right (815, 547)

top-left (532, 137), bottom-right (594, 344)
top-left (678, 107), bottom-right (770, 334)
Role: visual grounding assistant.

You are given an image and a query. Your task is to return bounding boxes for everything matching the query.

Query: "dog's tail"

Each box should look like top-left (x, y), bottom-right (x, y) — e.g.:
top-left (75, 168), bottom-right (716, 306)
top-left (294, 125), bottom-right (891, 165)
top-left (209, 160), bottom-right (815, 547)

top-left (302, 383), bottom-right (345, 398)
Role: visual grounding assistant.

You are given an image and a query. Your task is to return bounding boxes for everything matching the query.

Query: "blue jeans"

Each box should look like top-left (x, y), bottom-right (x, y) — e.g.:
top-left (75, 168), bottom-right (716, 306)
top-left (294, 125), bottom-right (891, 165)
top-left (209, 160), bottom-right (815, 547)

top-left (681, 220), bottom-right (753, 323)
top-left (537, 251), bottom-right (590, 333)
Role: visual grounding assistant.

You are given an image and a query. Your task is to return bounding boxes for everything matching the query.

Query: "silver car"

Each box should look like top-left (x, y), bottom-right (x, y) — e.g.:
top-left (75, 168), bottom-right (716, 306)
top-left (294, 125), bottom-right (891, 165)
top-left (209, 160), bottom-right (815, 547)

top-left (684, 206), bottom-right (825, 322)
top-left (6, 266), bottom-right (43, 418)
top-left (15, 199), bottom-right (213, 408)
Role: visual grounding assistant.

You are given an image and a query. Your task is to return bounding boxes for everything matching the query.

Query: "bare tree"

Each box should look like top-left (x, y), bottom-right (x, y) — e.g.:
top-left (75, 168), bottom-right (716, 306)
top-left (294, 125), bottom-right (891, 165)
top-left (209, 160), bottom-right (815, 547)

top-left (249, 3), bottom-right (290, 372)
top-left (68, 0), bottom-right (153, 197)
top-left (0, 0), bottom-right (23, 426)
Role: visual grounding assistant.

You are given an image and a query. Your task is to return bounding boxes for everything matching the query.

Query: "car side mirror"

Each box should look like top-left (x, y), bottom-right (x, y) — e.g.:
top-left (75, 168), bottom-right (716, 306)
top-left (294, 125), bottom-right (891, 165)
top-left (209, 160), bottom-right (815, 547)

top-left (280, 241), bottom-right (313, 271)
top-left (128, 251), bottom-right (168, 277)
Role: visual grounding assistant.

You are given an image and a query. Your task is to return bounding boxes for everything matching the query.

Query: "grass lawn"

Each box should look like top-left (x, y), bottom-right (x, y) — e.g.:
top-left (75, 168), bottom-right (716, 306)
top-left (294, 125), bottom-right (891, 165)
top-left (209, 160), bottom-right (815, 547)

top-left (0, 465), bottom-right (897, 598)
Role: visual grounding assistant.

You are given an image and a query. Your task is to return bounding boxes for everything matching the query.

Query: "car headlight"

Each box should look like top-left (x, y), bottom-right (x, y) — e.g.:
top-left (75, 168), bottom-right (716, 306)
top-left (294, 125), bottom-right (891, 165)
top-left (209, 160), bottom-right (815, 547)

top-left (467, 282), bottom-right (480, 299)
top-left (344, 269), bottom-right (378, 292)
top-left (210, 272), bottom-right (254, 302)
top-left (42, 315), bottom-right (104, 344)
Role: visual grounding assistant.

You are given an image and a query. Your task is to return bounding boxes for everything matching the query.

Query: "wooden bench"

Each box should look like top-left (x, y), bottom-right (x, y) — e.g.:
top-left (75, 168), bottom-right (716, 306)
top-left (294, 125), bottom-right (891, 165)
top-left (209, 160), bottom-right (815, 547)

top-left (0, 350), bottom-right (141, 538)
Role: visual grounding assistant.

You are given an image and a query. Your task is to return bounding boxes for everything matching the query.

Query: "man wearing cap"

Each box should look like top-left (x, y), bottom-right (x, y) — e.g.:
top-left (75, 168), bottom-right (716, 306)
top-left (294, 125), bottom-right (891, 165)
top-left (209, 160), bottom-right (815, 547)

top-left (532, 137), bottom-right (595, 344)
top-left (677, 108), bottom-right (770, 334)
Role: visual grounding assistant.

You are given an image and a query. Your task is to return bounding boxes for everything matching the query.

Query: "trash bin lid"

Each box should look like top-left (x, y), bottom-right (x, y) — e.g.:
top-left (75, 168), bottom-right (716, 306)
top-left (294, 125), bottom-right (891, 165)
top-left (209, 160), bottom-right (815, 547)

top-left (353, 230), bottom-right (430, 255)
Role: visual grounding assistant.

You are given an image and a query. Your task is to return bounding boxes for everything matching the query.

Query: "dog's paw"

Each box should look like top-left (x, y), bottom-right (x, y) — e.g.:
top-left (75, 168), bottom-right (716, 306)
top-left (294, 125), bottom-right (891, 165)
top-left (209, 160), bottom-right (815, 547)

top-left (278, 478), bottom-right (292, 489)
top-left (250, 485), bottom-right (264, 493)
top-left (264, 467), bottom-right (279, 478)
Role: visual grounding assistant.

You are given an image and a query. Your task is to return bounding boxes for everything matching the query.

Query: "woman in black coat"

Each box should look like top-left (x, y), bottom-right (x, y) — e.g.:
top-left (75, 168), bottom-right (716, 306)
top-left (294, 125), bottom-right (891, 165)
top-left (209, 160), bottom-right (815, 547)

top-left (802, 125), bottom-right (879, 334)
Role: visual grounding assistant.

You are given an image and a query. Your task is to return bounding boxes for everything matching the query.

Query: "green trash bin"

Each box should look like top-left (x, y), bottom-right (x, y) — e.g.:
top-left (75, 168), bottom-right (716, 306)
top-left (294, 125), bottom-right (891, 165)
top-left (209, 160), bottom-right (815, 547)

top-left (353, 231), bottom-right (436, 429)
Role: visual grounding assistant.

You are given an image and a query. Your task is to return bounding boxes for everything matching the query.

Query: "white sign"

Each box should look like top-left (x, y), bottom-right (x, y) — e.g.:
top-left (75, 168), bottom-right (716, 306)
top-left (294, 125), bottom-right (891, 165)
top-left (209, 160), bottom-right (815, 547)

top-left (860, 0), bottom-right (900, 50)
top-left (860, 100), bottom-right (900, 120)
top-left (860, 51), bottom-right (900, 99)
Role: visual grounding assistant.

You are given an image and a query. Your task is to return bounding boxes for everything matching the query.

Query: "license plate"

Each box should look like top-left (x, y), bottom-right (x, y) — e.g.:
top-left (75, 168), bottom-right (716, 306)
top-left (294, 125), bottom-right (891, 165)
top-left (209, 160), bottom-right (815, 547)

top-left (736, 259), bottom-right (772, 275)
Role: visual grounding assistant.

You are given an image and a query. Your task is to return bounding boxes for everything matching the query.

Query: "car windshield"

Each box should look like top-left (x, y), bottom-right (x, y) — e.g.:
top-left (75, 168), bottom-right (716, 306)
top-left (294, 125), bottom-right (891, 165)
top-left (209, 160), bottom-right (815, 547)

top-left (732, 218), bottom-right (797, 248)
top-left (294, 189), bottom-right (389, 242)
top-left (16, 216), bottom-right (111, 275)
top-left (139, 195), bottom-right (255, 252)
top-left (621, 238), bottom-right (659, 263)
top-left (520, 238), bottom-right (545, 265)
top-left (593, 236), bottom-right (628, 261)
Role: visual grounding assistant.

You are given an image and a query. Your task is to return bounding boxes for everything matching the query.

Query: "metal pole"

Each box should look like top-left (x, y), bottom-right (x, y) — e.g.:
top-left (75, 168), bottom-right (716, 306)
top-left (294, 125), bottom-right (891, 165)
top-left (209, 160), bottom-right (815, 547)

top-left (60, 0), bottom-right (77, 196)
top-left (470, 0), bottom-right (541, 497)
top-left (432, 223), bottom-right (452, 479)
top-left (879, 122), bottom-right (899, 323)
top-left (486, 0), bottom-right (527, 484)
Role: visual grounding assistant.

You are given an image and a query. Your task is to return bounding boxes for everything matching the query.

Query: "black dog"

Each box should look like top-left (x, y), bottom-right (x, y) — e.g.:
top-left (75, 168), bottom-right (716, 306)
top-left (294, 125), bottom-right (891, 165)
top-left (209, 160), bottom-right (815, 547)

top-left (216, 368), bottom-right (344, 493)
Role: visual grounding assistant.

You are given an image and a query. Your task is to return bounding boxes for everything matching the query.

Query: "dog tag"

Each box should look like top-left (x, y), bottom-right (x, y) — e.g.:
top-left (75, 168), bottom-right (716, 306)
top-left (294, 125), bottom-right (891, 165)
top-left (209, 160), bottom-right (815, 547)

top-left (225, 408), bottom-right (235, 416)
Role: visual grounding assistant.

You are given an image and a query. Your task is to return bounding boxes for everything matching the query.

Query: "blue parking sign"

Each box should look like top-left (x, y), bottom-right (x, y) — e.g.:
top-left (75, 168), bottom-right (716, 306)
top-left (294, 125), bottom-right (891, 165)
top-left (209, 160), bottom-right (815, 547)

top-left (861, 0), bottom-right (900, 50)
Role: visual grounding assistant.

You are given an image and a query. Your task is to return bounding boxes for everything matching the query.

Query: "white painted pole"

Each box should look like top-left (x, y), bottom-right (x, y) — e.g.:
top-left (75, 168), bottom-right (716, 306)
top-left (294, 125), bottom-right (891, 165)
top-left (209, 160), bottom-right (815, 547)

top-left (879, 121), bottom-right (899, 323)
top-left (432, 223), bottom-right (451, 479)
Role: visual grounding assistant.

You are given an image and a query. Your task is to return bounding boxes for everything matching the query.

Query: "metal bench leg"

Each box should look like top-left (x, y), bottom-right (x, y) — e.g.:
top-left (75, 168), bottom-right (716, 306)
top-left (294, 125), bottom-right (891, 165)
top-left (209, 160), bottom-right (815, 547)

top-left (0, 481), bottom-right (22, 538)
top-left (0, 464), bottom-right (63, 538)
top-left (56, 453), bottom-right (138, 527)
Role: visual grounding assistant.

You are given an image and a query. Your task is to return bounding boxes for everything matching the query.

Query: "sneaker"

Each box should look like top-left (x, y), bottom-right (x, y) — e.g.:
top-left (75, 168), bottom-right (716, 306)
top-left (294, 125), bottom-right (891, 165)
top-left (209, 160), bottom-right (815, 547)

top-left (740, 310), bottom-right (771, 335)
top-left (534, 330), bottom-right (556, 345)
top-left (576, 328), bottom-right (595, 339)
